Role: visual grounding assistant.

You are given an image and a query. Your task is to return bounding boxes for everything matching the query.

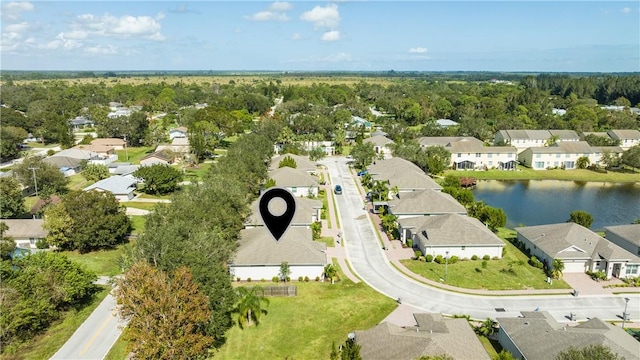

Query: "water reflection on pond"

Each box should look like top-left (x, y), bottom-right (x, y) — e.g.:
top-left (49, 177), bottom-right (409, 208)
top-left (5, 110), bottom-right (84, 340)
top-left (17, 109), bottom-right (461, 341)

top-left (472, 180), bottom-right (640, 231)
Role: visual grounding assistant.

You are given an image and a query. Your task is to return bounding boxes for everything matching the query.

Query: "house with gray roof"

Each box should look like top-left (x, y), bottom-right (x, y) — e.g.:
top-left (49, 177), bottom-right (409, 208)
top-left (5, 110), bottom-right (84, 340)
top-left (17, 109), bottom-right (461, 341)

top-left (268, 167), bottom-right (319, 197)
top-left (367, 157), bottom-right (442, 195)
top-left (515, 223), bottom-right (640, 279)
top-left (269, 154), bottom-right (318, 173)
top-left (494, 129), bottom-right (580, 154)
top-left (417, 136), bottom-right (483, 148)
top-left (245, 196), bottom-right (321, 228)
top-left (354, 313), bottom-right (490, 360)
top-left (605, 224), bottom-right (640, 259)
top-left (231, 227), bottom-right (327, 281)
top-left (399, 214), bottom-right (504, 259)
top-left (518, 141), bottom-right (594, 170)
top-left (68, 115), bottom-right (94, 130)
top-left (44, 148), bottom-right (106, 175)
top-left (497, 311), bottom-right (640, 360)
top-left (448, 139), bottom-right (518, 170)
top-left (435, 119), bottom-right (459, 128)
top-left (0, 219), bottom-right (47, 249)
top-left (363, 135), bottom-right (394, 158)
top-left (607, 129), bottom-right (640, 150)
top-left (385, 190), bottom-right (467, 220)
top-left (169, 126), bottom-right (188, 140)
top-left (140, 149), bottom-right (175, 166)
top-left (83, 175), bottom-right (137, 201)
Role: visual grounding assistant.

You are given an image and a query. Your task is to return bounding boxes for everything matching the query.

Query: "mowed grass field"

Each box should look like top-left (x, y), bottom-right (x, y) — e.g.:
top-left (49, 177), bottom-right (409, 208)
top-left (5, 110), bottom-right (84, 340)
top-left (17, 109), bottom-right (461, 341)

top-left (445, 166), bottom-right (640, 183)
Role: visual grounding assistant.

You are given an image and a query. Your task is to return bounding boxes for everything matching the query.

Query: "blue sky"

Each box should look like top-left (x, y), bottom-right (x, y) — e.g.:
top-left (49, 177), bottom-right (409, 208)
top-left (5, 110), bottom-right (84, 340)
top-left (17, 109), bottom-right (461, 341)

top-left (1, 1), bottom-right (638, 72)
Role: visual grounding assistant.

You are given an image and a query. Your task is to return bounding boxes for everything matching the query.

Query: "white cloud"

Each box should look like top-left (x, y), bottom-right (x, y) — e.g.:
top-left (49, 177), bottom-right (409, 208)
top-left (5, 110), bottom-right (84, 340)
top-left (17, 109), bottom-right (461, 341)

top-left (321, 30), bottom-right (340, 42)
top-left (246, 2), bottom-right (290, 22)
top-left (246, 11), bottom-right (289, 22)
top-left (37, 37), bottom-right (82, 50)
top-left (59, 30), bottom-right (88, 40)
top-left (291, 33), bottom-right (301, 40)
top-left (300, 4), bottom-right (340, 29)
top-left (4, 21), bottom-right (30, 32)
top-left (409, 47), bottom-right (428, 54)
top-left (2, 1), bottom-right (34, 20)
top-left (85, 44), bottom-right (117, 55)
top-left (622, 7), bottom-right (631, 14)
top-left (270, 2), bottom-right (292, 12)
top-left (71, 13), bottom-right (165, 40)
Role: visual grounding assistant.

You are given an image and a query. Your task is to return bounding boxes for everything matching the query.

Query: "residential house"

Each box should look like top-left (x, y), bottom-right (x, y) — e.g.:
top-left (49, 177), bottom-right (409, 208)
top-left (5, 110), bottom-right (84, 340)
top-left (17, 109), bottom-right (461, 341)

top-left (364, 135), bottom-right (394, 158)
top-left (44, 148), bottom-right (109, 175)
top-left (83, 175), bottom-right (137, 201)
top-left (601, 105), bottom-right (640, 116)
top-left (107, 107), bottom-right (132, 119)
top-left (73, 144), bottom-right (116, 157)
top-left (552, 108), bottom-right (567, 116)
top-left (448, 139), bottom-right (518, 170)
top-left (515, 222), bottom-right (640, 279)
top-left (0, 219), bottom-right (47, 249)
top-left (367, 157), bottom-right (443, 194)
top-left (607, 129), bottom-right (640, 150)
top-left (140, 149), bottom-right (175, 166)
top-left (230, 227), bottom-right (327, 281)
top-left (350, 115), bottom-right (372, 130)
top-left (268, 167), bottom-right (319, 197)
top-left (604, 224), bottom-right (640, 257)
top-left (497, 311), bottom-right (640, 360)
top-left (589, 146), bottom-right (624, 167)
top-left (354, 313), bottom-right (490, 360)
top-left (156, 137), bottom-right (190, 155)
top-left (435, 118), bottom-right (459, 128)
top-left (385, 190), bottom-right (467, 219)
top-left (299, 140), bottom-right (335, 156)
top-left (29, 195), bottom-right (61, 218)
top-left (518, 141), bottom-right (593, 170)
top-left (417, 136), bottom-right (483, 149)
top-left (398, 214), bottom-right (504, 259)
top-left (68, 116), bottom-right (94, 130)
top-left (168, 126), bottom-right (188, 140)
top-left (493, 130), bottom-right (580, 154)
top-left (108, 162), bottom-right (140, 179)
top-left (269, 154), bottom-right (318, 173)
top-left (245, 196), bottom-right (322, 228)
top-left (91, 138), bottom-right (126, 150)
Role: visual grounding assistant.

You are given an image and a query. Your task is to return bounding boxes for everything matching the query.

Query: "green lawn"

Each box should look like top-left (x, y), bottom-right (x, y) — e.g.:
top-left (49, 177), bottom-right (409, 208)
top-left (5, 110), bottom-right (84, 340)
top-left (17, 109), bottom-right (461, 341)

top-left (3, 287), bottom-right (110, 360)
top-left (67, 174), bottom-right (94, 190)
top-left (130, 215), bottom-right (146, 235)
top-left (59, 243), bottom-right (129, 276)
top-left (401, 229), bottom-right (571, 291)
top-left (115, 146), bottom-right (154, 164)
top-left (123, 201), bottom-right (162, 211)
top-left (181, 162), bottom-right (212, 182)
top-left (317, 236), bottom-right (335, 248)
top-left (445, 166), bottom-right (640, 183)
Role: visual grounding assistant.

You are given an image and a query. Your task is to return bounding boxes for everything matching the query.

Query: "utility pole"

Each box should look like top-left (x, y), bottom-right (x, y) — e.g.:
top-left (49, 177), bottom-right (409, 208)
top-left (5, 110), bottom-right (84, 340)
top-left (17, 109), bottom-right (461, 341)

top-left (123, 135), bottom-right (129, 161)
top-left (28, 167), bottom-right (39, 197)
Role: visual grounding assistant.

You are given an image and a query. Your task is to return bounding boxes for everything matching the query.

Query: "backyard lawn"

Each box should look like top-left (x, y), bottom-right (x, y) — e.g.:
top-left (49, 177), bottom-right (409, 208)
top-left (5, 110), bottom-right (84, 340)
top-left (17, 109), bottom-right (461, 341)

top-left (67, 173), bottom-right (93, 190)
top-left (115, 146), bottom-right (154, 164)
top-left (400, 228), bottom-right (571, 291)
top-left (59, 243), bottom-right (129, 276)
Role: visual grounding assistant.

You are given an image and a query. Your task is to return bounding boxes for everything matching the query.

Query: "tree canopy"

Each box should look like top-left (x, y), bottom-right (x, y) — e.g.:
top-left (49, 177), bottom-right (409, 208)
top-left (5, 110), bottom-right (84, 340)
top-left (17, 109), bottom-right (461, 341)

top-left (13, 156), bottom-right (69, 196)
top-left (133, 164), bottom-right (183, 195)
top-left (0, 177), bottom-right (25, 219)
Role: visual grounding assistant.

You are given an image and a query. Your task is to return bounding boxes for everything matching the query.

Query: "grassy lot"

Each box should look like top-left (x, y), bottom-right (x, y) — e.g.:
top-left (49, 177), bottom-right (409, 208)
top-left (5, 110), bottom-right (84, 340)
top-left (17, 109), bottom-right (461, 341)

top-left (215, 281), bottom-right (396, 359)
top-left (181, 162), bottom-right (212, 182)
top-left (445, 166), bottom-right (640, 183)
top-left (115, 146), bottom-right (154, 164)
top-left (136, 193), bottom-right (172, 200)
top-left (67, 173), bottom-right (93, 190)
top-left (400, 228), bottom-right (571, 290)
top-left (59, 243), bottom-right (129, 276)
top-left (317, 236), bottom-right (335, 248)
top-left (2, 287), bottom-right (110, 360)
top-left (319, 189), bottom-right (331, 228)
top-left (104, 335), bottom-right (129, 360)
top-left (130, 215), bottom-right (146, 235)
top-left (478, 335), bottom-right (502, 358)
top-left (123, 201), bottom-right (162, 211)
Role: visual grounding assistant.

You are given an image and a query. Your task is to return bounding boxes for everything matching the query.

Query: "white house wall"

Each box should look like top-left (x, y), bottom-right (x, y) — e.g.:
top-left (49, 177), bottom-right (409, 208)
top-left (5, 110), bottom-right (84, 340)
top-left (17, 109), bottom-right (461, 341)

top-left (284, 186), bottom-right (318, 198)
top-left (518, 151), bottom-right (581, 170)
top-left (452, 151), bottom-right (517, 170)
top-left (417, 241), bottom-right (503, 259)
top-left (230, 265), bottom-right (325, 281)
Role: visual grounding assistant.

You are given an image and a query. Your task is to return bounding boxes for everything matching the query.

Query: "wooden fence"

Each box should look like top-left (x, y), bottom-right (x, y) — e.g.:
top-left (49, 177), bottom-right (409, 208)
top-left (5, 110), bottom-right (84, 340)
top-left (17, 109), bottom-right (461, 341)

top-left (252, 285), bottom-right (298, 297)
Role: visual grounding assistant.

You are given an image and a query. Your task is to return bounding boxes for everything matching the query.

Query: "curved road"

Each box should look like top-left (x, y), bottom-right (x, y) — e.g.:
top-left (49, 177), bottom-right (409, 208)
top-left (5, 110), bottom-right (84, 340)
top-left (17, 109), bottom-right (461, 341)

top-left (321, 157), bottom-right (638, 322)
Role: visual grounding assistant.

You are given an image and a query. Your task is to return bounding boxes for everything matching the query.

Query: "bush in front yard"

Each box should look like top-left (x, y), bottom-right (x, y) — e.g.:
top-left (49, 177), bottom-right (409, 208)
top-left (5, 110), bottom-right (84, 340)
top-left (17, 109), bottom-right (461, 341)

top-left (426, 254), bottom-right (433, 263)
top-left (471, 255), bottom-right (478, 260)
top-left (434, 255), bottom-right (444, 264)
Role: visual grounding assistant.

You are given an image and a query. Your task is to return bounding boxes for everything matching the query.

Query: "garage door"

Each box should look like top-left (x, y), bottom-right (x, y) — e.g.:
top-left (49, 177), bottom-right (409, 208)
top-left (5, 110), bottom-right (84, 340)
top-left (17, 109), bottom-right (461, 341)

top-left (562, 259), bottom-right (588, 273)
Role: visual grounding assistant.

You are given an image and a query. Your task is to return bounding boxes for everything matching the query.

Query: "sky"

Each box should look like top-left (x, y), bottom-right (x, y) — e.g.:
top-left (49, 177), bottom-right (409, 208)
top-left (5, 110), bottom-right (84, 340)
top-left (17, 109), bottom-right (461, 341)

top-left (1, 1), bottom-right (639, 72)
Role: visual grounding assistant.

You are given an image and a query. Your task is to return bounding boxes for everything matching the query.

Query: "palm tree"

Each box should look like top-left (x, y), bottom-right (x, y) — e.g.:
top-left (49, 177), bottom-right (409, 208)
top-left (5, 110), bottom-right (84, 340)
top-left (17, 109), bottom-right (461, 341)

top-left (323, 264), bottom-right (339, 284)
top-left (551, 258), bottom-right (565, 279)
top-left (475, 318), bottom-right (497, 337)
top-left (233, 286), bottom-right (270, 329)
top-left (372, 180), bottom-right (389, 201)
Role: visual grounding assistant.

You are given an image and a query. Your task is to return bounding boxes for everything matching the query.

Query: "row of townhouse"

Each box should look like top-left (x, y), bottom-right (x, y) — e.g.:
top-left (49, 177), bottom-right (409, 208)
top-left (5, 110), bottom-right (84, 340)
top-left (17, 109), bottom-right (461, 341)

top-left (495, 129), bottom-right (640, 152)
top-left (518, 141), bottom-right (624, 170)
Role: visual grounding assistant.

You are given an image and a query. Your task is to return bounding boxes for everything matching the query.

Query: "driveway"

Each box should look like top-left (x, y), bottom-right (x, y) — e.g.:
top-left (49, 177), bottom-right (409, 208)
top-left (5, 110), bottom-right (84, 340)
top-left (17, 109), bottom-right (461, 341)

top-left (319, 157), bottom-right (638, 323)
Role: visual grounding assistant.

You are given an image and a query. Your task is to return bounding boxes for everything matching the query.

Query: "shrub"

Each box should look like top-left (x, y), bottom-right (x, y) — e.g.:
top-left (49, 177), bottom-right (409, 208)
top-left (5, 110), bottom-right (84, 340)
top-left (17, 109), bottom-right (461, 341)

top-left (406, 239), bottom-right (413, 248)
top-left (298, 276), bottom-right (304, 282)
top-left (482, 255), bottom-right (491, 261)
top-left (502, 247), bottom-right (507, 257)
top-left (529, 256), bottom-right (544, 269)
top-left (285, 276), bottom-right (290, 282)
top-left (261, 278), bottom-right (266, 282)
top-left (315, 276), bottom-right (320, 281)
top-left (414, 250), bottom-right (422, 259)
top-left (475, 268), bottom-right (482, 273)
top-left (434, 255), bottom-right (444, 264)
top-left (586, 270), bottom-right (607, 281)
top-left (471, 255), bottom-right (478, 261)
top-left (492, 256), bottom-right (500, 260)
top-left (449, 255), bottom-right (459, 264)
top-left (304, 276), bottom-right (310, 282)
top-left (35, 238), bottom-right (49, 249)
top-left (481, 260), bottom-right (488, 269)
top-left (236, 277), bottom-right (241, 282)
top-left (272, 276), bottom-right (279, 283)
top-left (425, 254), bottom-right (433, 263)
top-left (247, 278), bottom-right (252, 282)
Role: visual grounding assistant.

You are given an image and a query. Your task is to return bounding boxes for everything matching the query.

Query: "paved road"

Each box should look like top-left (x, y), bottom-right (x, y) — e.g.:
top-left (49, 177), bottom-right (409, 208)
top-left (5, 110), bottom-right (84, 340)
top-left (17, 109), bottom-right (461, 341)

top-left (320, 157), bottom-right (639, 322)
top-left (51, 289), bottom-right (126, 360)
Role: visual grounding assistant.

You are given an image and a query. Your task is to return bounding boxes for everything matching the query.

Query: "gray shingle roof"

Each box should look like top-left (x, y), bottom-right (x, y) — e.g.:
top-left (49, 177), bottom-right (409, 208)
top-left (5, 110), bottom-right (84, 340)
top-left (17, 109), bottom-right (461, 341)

top-left (355, 313), bottom-right (490, 360)
top-left (604, 224), bottom-right (640, 246)
top-left (363, 135), bottom-right (394, 147)
top-left (607, 129), bottom-right (640, 140)
top-left (497, 312), bottom-right (640, 360)
top-left (269, 154), bottom-right (318, 172)
top-left (515, 223), bottom-right (640, 262)
top-left (449, 140), bottom-right (517, 154)
top-left (414, 214), bottom-right (505, 246)
top-left (84, 175), bottom-right (137, 195)
top-left (246, 197), bottom-right (321, 226)
top-left (367, 158), bottom-right (442, 191)
top-left (417, 136), bottom-right (483, 147)
top-left (234, 227), bottom-right (326, 265)
top-left (0, 219), bottom-right (47, 238)
top-left (268, 167), bottom-right (319, 187)
top-left (387, 190), bottom-right (466, 216)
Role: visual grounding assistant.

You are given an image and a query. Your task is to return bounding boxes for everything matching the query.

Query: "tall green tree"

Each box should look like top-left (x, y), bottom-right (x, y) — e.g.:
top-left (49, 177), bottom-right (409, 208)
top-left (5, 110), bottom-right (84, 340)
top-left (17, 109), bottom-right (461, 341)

top-left (551, 259), bottom-right (565, 280)
top-left (81, 164), bottom-right (110, 182)
top-left (0, 222), bottom-right (17, 260)
top-left (568, 210), bottom-right (593, 228)
top-left (44, 190), bottom-right (131, 252)
top-left (620, 145), bottom-right (640, 170)
top-left (133, 164), bottom-right (183, 195)
top-left (0, 126), bottom-right (27, 161)
top-left (0, 177), bottom-right (25, 218)
top-left (13, 156), bottom-right (69, 196)
top-left (116, 262), bottom-right (214, 359)
top-left (351, 142), bottom-right (376, 169)
top-left (555, 344), bottom-right (622, 360)
top-left (233, 286), bottom-right (270, 329)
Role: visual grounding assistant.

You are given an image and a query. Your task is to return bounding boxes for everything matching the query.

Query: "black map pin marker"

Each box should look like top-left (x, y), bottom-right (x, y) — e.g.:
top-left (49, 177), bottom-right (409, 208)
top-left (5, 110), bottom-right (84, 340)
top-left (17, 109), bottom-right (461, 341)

top-left (259, 188), bottom-right (296, 241)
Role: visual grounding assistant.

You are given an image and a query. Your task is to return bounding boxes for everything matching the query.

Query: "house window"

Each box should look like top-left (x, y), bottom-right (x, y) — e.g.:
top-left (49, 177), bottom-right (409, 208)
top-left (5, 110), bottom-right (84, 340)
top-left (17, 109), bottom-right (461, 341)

top-left (508, 153), bottom-right (513, 158)
top-left (536, 154), bottom-right (541, 158)
top-left (554, 161), bottom-right (559, 167)
top-left (461, 246), bottom-right (466, 250)
top-left (291, 187), bottom-right (297, 193)
top-left (565, 161), bottom-right (575, 169)
top-left (556, 153), bottom-right (561, 158)
top-left (626, 264), bottom-right (639, 275)
top-left (488, 161), bottom-right (493, 166)
top-left (476, 153), bottom-right (481, 158)
top-left (488, 153), bottom-right (493, 158)
top-left (29, 238), bottom-right (38, 245)
top-left (534, 161), bottom-right (544, 169)
top-left (457, 153), bottom-right (462, 158)
top-left (565, 154), bottom-right (570, 158)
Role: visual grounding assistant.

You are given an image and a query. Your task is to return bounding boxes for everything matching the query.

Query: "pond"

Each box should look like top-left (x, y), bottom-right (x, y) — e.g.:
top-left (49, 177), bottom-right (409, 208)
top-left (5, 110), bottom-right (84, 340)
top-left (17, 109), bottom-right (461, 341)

top-left (472, 180), bottom-right (640, 231)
